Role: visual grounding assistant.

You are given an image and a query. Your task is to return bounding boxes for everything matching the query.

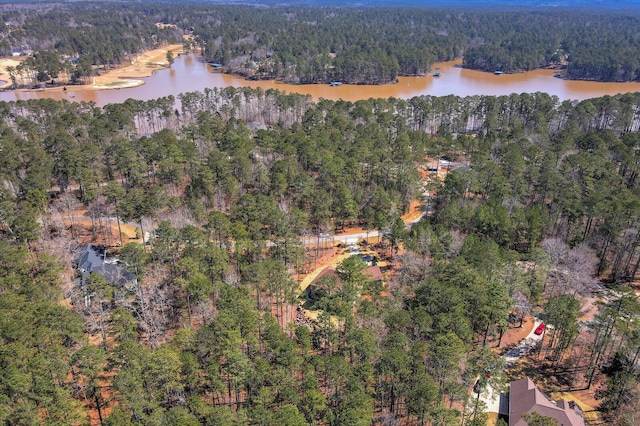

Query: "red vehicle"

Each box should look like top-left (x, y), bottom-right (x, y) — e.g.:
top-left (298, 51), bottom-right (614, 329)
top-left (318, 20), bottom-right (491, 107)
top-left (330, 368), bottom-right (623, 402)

top-left (534, 323), bottom-right (546, 335)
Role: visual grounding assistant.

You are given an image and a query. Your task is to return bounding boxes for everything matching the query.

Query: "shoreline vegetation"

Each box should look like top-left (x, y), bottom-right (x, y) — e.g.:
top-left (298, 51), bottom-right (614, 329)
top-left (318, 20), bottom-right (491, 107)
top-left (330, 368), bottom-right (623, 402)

top-left (0, 43), bottom-right (184, 93)
top-left (0, 44), bottom-right (631, 98)
top-left (0, 47), bottom-right (559, 97)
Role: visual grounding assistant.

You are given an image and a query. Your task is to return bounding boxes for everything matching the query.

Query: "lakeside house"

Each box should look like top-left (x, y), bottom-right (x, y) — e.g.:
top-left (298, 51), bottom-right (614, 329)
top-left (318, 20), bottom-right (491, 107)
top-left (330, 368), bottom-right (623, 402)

top-left (509, 378), bottom-right (585, 426)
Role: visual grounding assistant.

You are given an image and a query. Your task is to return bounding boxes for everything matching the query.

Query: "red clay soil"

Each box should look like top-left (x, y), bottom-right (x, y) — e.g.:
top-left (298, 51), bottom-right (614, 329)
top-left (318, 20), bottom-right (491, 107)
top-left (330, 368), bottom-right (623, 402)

top-left (402, 200), bottom-right (425, 224)
top-left (63, 217), bottom-right (140, 246)
top-left (56, 206), bottom-right (140, 245)
top-left (491, 315), bottom-right (536, 352)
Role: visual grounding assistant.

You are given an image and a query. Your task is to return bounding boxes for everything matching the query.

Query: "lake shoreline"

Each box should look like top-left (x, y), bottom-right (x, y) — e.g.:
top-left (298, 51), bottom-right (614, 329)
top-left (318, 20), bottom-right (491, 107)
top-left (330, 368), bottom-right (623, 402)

top-left (0, 50), bottom-right (640, 104)
top-left (2, 53), bottom-right (640, 105)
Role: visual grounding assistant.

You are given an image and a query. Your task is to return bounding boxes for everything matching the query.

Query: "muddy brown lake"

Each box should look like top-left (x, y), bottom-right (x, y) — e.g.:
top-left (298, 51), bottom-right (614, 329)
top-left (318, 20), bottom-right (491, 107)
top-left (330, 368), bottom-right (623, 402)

top-left (2, 54), bottom-right (640, 107)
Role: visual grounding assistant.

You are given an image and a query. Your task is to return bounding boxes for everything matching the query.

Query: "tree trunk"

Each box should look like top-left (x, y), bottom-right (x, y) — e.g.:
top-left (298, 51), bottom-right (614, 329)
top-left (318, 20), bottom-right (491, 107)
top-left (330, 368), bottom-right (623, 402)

top-left (98, 302), bottom-right (108, 351)
top-left (94, 390), bottom-right (104, 424)
top-left (186, 292), bottom-right (192, 327)
top-left (112, 197), bottom-right (124, 247)
top-left (139, 218), bottom-right (146, 245)
top-left (496, 326), bottom-right (505, 347)
top-left (483, 322), bottom-right (491, 347)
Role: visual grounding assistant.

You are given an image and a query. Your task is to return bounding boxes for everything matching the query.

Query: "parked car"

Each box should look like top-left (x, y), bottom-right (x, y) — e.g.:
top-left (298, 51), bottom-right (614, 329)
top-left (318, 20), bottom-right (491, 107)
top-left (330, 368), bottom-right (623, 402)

top-left (534, 323), bottom-right (546, 335)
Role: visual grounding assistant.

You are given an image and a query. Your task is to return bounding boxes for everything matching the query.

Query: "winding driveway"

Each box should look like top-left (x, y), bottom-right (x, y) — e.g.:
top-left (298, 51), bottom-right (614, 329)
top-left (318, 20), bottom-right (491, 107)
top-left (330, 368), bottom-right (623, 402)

top-left (479, 319), bottom-right (547, 414)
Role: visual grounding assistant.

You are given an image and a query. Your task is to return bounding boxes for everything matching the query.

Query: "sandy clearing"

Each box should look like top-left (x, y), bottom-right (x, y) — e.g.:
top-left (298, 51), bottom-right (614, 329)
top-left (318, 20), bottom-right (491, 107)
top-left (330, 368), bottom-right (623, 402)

top-left (0, 57), bottom-right (24, 88)
top-left (91, 43), bottom-right (183, 88)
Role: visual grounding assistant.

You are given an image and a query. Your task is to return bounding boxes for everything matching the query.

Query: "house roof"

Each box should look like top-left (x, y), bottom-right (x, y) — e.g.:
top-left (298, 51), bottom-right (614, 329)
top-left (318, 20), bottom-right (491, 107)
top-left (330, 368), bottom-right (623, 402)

top-left (509, 378), bottom-right (584, 426)
top-left (312, 264), bottom-right (383, 286)
top-left (77, 244), bottom-right (104, 273)
top-left (75, 244), bottom-right (132, 289)
top-left (246, 121), bottom-right (268, 131)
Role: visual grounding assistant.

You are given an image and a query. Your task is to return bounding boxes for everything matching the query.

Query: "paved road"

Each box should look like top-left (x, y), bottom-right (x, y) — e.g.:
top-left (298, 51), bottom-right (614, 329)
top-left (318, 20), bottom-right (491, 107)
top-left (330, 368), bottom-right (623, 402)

top-left (61, 185), bottom-right (437, 253)
top-left (317, 190), bottom-right (432, 246)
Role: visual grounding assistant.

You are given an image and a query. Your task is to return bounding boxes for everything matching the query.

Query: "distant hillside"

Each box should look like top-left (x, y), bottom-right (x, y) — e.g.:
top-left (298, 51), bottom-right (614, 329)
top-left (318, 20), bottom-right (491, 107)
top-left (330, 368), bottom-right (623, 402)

top-left (0, 0), bottom-right (640, 12)
top-left (182, 0), bottom-right (640, 11)
top-left (3, 0), bottom-right (640, 10)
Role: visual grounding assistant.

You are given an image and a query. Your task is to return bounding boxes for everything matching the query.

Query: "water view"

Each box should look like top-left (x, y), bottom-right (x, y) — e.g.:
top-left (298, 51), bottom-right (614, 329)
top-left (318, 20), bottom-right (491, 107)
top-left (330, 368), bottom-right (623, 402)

top-left (2, 54), bottom-right (640, 107)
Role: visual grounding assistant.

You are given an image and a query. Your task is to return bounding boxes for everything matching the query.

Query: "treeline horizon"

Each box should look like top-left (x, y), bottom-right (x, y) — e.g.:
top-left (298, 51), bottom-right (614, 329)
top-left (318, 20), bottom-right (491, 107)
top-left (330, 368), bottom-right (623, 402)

top-left (3, 4), bottom-right (640, 87)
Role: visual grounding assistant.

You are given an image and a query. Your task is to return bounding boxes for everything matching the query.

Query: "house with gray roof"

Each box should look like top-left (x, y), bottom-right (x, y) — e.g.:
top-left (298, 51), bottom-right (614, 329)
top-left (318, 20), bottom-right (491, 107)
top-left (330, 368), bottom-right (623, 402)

top-left (75, 244), bottom-right (132, 290)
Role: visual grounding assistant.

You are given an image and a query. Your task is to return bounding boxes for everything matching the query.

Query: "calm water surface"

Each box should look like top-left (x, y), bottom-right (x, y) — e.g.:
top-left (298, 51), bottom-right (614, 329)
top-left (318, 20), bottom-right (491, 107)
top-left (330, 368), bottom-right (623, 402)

top-left (2, 54), bottom-right (640, 107)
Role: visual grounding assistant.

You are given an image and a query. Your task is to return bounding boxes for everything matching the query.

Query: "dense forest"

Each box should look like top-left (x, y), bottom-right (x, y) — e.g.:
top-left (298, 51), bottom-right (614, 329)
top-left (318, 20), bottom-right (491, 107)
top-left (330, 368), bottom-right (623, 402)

top-left (2, 3), bottom-right (640, 86)
top-left (0, 88), bottom-right (639, 425)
